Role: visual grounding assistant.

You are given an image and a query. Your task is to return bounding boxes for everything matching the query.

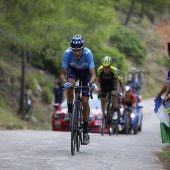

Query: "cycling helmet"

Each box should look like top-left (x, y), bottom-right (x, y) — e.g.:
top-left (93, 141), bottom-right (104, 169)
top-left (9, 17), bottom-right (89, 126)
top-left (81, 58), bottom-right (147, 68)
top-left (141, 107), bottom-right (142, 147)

top-left (125, 86), bottom-right (131, 92)
top-left (70, 34), bottom-right (85, 50)
top-left (132, 67), bottom-right (136, 72)
top-left (102, 56), bottom-right (112, 66)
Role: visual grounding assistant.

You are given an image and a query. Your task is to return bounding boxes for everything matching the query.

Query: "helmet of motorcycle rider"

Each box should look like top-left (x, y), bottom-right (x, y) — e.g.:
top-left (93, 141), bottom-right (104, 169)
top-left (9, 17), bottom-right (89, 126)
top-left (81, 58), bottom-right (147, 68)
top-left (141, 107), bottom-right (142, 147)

top-left (125, 86), bottom-right (131, 92)
top-left (70, 34), bottom-right (85, 50)
top-left (102, 56), bottom-right (112, 66)
top-left (132, 67), bottom-right (136, 72)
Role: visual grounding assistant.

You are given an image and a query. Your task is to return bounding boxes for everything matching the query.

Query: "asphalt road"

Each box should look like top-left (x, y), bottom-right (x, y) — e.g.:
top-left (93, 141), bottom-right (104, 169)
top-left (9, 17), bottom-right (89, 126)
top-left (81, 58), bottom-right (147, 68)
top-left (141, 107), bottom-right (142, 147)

top-left (0, 98), bottom-right (167, 170)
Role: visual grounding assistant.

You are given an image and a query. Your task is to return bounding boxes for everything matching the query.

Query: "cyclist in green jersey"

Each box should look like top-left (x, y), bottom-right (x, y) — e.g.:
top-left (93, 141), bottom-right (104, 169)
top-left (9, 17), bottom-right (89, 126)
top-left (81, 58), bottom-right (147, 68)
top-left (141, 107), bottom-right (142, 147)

top-left (95, 56), bottom-right (120, 118)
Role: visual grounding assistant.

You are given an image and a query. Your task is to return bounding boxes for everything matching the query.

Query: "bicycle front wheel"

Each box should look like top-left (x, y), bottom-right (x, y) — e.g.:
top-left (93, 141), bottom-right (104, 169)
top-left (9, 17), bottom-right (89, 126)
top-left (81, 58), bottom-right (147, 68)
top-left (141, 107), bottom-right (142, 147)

top-left (125, 115), bottom-right (130, 135)
top-left (112, 121), bottom-right (119, 136)
top-left (101, 117), bottom-right (106, 136)
top-left (109, 123), bottom-right (113, 136)
top-left (71, 104), bottom-right (78, 155)
top-left (76, 104), bottom-right (82, 152)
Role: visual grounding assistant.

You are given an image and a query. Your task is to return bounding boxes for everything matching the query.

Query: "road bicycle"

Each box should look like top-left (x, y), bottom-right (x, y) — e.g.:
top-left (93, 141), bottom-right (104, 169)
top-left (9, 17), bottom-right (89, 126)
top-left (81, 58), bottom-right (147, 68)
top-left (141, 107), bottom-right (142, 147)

top-left (123, 107), bottom-right (132, 135)
top-left (59, 81), bottom-right (93, 156)
top-left (99, 92), bottom-right (119, 136)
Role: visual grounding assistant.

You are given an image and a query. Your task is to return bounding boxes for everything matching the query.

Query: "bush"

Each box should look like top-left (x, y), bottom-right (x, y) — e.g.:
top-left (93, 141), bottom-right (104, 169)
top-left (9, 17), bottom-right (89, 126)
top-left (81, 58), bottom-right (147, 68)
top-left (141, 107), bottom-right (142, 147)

top-left (42, 86), bottom-right (53, 104)
top-left (92, 45), bottom-right (127, 75)
top-left (25, 72), bottom-right (37, 93)
top-left (110, 25), bottom-right (147, 65)
top-left (0, 97), bottom-right (6, 108)
top-left (26, 70), bottom-right (54, 104)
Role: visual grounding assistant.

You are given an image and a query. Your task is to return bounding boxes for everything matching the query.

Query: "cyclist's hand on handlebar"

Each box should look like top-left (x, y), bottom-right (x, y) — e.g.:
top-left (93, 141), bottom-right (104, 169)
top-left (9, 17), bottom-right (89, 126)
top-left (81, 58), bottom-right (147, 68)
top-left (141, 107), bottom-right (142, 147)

top-left (88, 83), bottom-right (95, 90)
top-left (97, 89), bottom-right (101, 95)
top-left (64, 82), bottom-right (72, 88)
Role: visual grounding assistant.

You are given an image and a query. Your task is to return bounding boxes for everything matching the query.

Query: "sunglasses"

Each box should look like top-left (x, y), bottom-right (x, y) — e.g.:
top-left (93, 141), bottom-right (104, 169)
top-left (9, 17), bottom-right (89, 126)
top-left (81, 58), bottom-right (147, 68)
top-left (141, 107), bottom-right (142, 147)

top-left (103, 66), bottom-right (110, 69)
top-left (72, 49), bottom-right (82, 52)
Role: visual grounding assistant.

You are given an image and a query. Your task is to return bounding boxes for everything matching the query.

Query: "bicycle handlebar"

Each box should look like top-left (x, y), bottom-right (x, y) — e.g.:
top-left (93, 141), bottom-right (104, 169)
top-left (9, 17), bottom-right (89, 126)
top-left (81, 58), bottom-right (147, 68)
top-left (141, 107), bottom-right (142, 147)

top-left (58, 82), bottom-right (93, 99)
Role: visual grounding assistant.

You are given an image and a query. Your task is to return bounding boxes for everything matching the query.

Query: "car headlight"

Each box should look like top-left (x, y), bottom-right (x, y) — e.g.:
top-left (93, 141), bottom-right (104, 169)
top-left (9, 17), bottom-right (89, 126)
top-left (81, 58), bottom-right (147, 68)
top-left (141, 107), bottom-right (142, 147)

top-left (96, 115), bottom-right (102, 120)
top-left (131, 113), bottom-right (135, 118)
top-left (89, 115), bottom-right (94, 121)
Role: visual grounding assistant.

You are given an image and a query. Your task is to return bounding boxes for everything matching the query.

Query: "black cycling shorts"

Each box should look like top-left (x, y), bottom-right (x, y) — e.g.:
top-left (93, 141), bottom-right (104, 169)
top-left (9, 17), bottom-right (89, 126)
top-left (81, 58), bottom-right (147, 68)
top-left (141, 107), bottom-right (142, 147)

top-left (100, 79), bottom-right (117, 98)
top-left (67, 66), bottom-right (90, 97)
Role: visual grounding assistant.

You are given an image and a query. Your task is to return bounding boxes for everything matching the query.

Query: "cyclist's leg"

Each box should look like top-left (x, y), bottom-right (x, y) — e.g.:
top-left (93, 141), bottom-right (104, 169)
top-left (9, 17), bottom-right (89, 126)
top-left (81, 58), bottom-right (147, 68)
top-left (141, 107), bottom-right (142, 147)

top-left (100, 98), bottom-right (106, 117)
top-left (126, 102), bottom-right (133, 127)
top-left (64, 67), bottom-right (77, 122)
top-left (79, 69), bottom-right (90, 144)
top-left (111, 79), bottom-right (118, 111)
top-left (100, 80), bottom-right (108, 116)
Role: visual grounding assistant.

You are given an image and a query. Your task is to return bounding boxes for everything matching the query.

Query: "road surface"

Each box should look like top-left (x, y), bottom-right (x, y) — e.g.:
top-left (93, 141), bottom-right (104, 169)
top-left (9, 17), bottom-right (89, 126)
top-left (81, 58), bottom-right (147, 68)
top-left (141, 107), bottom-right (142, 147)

top-left (0, 98), bottom-right (167, 170)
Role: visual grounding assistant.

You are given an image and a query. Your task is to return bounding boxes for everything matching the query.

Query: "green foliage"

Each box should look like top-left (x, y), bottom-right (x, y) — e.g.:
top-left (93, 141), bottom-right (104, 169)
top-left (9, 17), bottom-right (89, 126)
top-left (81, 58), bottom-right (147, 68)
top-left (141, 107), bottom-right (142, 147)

top-left (0, 107), bottom-right (24, 129)
top-left (25, 72), bottom-right (37, 93)
top-left (42, 86), bottom-right (53, 104)
top-left (160, 145), bottom-right (170, 165)
top-left (110, 25), bottom-right (147, 65)
top-left (0, 60), bottom-right (20, 77)
top-left (0, 97), bottom-right (6, 108)
top-left (0, 0), bottom-right (118, 77)
top-left (92, 45), bottom-right (127, 75)
top-left (26, 70), bottom-right (53, 104)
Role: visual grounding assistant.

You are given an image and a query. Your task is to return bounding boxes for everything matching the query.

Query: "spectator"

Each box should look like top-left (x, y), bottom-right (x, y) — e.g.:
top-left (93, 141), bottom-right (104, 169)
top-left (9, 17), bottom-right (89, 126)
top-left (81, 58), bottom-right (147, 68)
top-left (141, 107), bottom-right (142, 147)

top-left (53, 81), bottom-right (65, 109)
top-left (157, 42), bottom-right (170, 101)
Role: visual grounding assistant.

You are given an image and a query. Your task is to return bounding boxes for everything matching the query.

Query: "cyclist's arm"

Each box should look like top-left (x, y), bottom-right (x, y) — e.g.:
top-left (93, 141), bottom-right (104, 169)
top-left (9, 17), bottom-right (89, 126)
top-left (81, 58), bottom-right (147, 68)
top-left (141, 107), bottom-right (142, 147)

top-left (60, 67), bottom-right (67, 84)
top-left (116, 78), bottom-right (119, 93)
top-left (164, 70), bottom-right (170, 98)
top-left (89, 68), bottom-right (96, 84)
top-left (60, 50), bottom-right (70, 84)
top-left (130, 92), bottom-right (136, 108)
top-left (156, 83), bottom-right (167, 98)
top-left (163, 81), bottom-right (170, 102)
top-left (95, 77), bottom-right (101, 91)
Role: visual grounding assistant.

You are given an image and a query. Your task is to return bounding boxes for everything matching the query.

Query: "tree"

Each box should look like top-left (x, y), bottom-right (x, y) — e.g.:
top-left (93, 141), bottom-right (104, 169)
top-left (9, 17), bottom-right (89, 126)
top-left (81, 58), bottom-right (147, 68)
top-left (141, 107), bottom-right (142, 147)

top-left (124, 0), bottom-right (136, 25)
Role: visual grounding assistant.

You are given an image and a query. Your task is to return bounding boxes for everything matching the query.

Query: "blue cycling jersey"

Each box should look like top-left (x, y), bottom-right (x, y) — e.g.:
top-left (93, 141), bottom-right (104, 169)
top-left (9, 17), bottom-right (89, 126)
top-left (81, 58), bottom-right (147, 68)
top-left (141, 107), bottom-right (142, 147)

top-left (61, 47), bottom-right (95, 70)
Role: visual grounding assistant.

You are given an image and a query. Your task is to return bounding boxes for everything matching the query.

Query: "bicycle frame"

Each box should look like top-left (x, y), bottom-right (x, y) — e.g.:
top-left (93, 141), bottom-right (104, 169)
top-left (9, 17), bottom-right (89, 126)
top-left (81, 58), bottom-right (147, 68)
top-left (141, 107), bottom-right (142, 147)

top-left (59, 81), bottom-right (92, 155)
top-left (99, 92), bottom-right (119, 136)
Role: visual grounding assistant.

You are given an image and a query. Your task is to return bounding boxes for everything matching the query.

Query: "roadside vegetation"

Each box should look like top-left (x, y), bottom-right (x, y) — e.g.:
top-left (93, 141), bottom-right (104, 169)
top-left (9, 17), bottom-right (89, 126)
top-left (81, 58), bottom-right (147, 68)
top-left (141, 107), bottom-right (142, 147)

top-left (158, 145), bottom-right (170, 169)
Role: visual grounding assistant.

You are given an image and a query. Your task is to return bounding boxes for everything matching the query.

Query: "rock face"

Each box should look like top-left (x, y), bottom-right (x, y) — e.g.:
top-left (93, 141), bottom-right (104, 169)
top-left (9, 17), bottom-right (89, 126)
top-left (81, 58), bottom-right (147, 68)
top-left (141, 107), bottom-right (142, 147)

top-left (155, 20), bottom-right (170, 49)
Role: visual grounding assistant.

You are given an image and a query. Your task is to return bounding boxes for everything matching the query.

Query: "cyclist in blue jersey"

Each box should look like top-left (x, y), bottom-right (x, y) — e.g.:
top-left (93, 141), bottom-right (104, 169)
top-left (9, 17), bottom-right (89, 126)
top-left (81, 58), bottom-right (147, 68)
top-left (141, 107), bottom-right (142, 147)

top-left (60, 34), bottom-right (96, 145)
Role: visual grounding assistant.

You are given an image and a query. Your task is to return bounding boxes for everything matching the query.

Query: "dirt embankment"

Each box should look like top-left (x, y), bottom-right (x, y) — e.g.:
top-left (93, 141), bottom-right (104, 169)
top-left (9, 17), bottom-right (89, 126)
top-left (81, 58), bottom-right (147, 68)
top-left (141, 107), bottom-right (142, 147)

top-left (155, 20), bottom-right (170, 49)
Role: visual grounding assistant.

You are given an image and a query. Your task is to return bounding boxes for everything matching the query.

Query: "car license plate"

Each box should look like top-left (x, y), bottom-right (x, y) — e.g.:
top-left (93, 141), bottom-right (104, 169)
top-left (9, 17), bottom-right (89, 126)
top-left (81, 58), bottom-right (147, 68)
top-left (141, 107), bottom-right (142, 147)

top-left (55, 121), bottom-right (61, 125)
top-left (95, 121), bottom-right (102, 126)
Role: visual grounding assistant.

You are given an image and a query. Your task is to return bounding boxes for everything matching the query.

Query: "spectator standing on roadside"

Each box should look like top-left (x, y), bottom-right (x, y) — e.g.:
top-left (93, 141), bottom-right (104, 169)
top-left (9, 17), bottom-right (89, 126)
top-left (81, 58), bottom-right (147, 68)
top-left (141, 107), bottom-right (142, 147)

top-left (156, 43), bottom-right (170, 100)
top-left (53, 81), bottom-right (65, 109)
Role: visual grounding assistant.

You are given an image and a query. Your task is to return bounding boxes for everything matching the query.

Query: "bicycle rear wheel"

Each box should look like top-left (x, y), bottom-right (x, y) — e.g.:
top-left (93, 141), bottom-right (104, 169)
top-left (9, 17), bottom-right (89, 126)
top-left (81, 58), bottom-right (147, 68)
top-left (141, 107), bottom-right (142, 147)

top-left (125, 114), bottom-right (130, 135)
top-left (76, 104), bottom-right (83, 152)
top-left (71, 104), bottom-right (78, 155)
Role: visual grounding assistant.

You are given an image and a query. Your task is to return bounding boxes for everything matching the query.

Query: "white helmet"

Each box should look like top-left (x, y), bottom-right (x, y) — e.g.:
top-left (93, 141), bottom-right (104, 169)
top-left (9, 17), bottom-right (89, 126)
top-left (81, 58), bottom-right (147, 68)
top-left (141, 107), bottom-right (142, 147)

top-left (132, 67), bottom-right (136, 72)
top-left (125, 86), bottom-right (131, 92)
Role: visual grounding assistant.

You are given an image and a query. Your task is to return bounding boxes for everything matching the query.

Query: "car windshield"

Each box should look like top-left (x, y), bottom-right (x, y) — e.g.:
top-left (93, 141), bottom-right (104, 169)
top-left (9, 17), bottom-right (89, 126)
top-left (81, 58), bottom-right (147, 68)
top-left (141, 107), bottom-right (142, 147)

top-left (60, 96), bottom-right (101, 109)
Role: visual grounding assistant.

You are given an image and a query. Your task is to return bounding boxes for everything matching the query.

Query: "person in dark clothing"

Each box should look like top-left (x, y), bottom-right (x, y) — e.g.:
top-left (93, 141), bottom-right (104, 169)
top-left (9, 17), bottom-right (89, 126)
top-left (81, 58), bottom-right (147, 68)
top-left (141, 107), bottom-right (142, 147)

top-left (53, 81), bottom-right (65, 109)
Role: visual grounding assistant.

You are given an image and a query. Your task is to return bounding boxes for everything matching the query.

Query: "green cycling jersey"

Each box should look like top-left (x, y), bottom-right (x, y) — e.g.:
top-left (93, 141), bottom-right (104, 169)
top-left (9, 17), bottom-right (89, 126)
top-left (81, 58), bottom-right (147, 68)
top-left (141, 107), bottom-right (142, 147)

top-left (97, 65), bottom-right (118, 80)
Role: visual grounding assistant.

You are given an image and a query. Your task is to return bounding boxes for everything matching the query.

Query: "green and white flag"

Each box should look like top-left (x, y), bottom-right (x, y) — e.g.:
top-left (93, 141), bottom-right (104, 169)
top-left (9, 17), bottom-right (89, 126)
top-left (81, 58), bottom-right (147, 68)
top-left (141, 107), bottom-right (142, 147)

top-left (154, 98), bottom-right (170, 143)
